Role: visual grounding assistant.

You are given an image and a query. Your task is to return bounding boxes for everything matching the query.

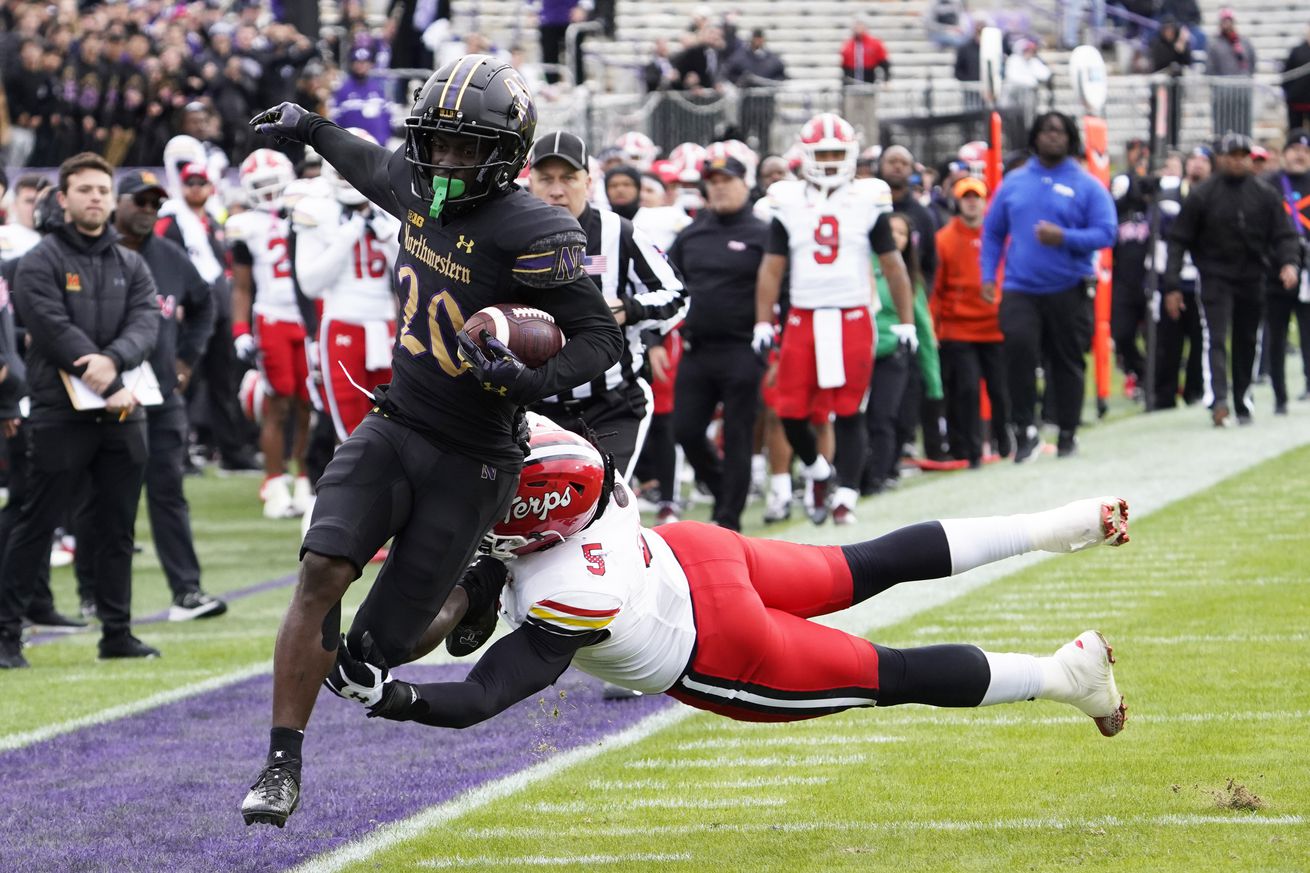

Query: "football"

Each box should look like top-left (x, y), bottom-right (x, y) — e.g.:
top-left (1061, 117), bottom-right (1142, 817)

top-left (461, 304), bottom-right (566, 368)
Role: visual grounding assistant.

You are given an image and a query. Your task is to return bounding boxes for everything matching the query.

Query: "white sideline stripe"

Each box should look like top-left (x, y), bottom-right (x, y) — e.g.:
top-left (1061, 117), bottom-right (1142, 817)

top-left (587, 775), bottom-right (831, 790)
top-left (674, 734), bottom-right (903, 750)
top-left (418, 852), bottom-right (691, 869)
top-left (288, 706), bottom-right (695, 873)
top-left (528, 796), bottom-right (786, 813)
top-left (625, 753), bottom-right (867, 769)
top-left (461, 813), bottom-right (1306, 840)
top-left (0, 661), bottom-right (270, 753)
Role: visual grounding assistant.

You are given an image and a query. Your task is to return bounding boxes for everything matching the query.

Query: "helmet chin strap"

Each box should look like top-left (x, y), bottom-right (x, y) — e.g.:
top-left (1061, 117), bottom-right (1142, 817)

top-left (429, 176), bottom-right (467, 218)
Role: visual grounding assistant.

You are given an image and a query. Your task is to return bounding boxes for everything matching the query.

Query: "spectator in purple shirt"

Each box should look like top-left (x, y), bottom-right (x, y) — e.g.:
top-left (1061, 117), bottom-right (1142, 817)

top-left (330, 46), bottom-right (392, 145)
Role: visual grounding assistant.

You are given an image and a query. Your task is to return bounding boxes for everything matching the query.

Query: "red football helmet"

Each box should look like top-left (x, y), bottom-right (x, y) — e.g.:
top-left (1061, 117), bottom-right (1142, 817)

top-left (483, 415), bottom-right (607, 559)
top-left (798, 113), bottom-right (858, 189)
top-left (615, 131), bottom-right (659, 170)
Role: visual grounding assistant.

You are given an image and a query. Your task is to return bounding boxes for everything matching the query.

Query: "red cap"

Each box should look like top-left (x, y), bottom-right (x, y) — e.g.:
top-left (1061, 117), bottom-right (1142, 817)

top-left (180, 162), bottom-right (211, 182)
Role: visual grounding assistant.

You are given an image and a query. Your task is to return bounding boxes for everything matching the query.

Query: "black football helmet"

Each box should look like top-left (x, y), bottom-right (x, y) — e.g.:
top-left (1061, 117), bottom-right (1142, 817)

top-left (404, 54), bottom-right (538, 216)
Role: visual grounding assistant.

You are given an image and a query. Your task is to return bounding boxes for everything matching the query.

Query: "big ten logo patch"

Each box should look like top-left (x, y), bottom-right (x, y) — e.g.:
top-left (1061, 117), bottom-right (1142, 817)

top-left (407, 209), bottom-right (425, 229)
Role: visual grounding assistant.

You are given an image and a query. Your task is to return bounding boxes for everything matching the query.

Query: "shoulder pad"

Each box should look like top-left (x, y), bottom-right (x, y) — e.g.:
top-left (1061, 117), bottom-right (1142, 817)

top-left (852, 177), bottom-right (894, 206)
top-left (223, 211), bottom-right (255, 241)
top-left (765, 178), bottom-right (805, 207)
top-left (525, 590), bottom-right (622, 637)
top-left (505, 196), bottom-right (589, 288)
top-left (291, 195), bottom-right (338, 231)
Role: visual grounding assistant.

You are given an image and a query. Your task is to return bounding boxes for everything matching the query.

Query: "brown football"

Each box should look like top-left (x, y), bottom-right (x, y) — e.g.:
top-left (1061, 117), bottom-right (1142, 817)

top-left (461, 304), bottom-right (566, 368)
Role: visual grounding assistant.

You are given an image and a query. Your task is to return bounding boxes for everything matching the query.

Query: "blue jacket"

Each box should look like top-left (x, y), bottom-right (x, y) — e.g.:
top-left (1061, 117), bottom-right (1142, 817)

top-left (981, 157), bottom-right (1116, 294)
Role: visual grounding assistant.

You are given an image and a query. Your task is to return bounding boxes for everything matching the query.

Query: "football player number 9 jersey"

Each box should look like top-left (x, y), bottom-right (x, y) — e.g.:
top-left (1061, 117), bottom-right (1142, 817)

top-left (227, 209), bottom-right (301, 324)
top-left (499, 482), bottom-right (696, 694)
top-left (764, 177), bottom-right (894, 310)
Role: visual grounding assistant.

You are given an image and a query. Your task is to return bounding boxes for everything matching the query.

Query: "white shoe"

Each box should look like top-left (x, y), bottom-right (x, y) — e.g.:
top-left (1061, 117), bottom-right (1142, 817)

top-left (1050, 630), bottom-right (1127, 737)
top-left (291, 476), bottom-right (314, 516)
top-left (261, 476), bottom-right (295, 519)
top-left (763, 492), bottom-right (792, 524)
top-left (1033, 496), bottom-right (1130, 553)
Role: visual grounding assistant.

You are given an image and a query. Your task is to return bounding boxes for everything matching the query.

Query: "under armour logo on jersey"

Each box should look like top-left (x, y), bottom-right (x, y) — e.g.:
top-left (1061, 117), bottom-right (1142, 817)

top-left (482, 382), bottom-right (509, 397)
top-left (456, 235), bottom-right (475, 254)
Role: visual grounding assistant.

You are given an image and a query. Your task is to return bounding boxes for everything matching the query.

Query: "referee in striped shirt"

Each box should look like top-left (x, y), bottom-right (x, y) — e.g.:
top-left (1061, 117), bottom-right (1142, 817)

top-left (526, 131), bottom-right (688, 479)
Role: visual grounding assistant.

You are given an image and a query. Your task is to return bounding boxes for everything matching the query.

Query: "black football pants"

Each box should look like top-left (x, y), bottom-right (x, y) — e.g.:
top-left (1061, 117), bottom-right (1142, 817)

top-left (0, 428), bottom-right (56, 617)
top-left (1000, 285), bottom-right (1094, 434)
top-left (864, 346), bottom-right (911, 484)
top-left (1153, 288), bottom-right (1205, 409)
top-left (0, 419), bottom-right (147, 637)
top-left (1264, 291), bottom-right (1310, 406)
top-left (75, 403), bottom-right (202, 602)
top-left (939, 340), bottom-right (1010, 464)
top-left (1199, 278), bottom-right (1265, 417)
top-left (673, 344), bottom-right (764, 531)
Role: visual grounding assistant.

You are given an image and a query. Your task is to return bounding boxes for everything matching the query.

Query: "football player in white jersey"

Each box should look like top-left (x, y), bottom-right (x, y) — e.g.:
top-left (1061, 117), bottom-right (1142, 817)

top-left (227, 148), bottom-right (313, 519)
top-left (325, 416), bottom-right (1129, 737)
top-left (291, 130), bottom-right (402, 442)
top-left (754, 114), bottom-right (918, 527)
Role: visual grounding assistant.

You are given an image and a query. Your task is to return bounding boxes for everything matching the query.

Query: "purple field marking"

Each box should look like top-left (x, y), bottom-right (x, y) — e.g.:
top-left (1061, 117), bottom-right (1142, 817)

top-left (26, 572), bottom-right (298, 647)
top-left (0, 665), bottom-right (671, 873)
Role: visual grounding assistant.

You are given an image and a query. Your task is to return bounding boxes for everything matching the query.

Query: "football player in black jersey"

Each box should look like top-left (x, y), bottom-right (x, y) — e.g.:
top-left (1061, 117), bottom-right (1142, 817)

top-left (239, 54), bottom-right (624, 828)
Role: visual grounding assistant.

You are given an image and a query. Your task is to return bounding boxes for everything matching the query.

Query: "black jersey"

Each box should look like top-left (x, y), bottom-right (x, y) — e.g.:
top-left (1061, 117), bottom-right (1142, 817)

top-left (304, 118), bottom-right (624, 470)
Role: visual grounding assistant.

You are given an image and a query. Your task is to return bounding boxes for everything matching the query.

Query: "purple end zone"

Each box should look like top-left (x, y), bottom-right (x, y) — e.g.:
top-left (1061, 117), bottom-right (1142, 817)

top-left (0, 666), bottom-right (671, 873)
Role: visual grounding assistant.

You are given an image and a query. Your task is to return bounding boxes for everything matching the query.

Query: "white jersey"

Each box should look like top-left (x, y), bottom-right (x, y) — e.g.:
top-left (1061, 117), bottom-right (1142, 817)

top-left (633, 205), bottom-right (692, 252)
top-left (291, 195), bottom-right (400, 324)
top-left (225, 208), bottom-right (301, 324)
top-left (0, 224), bottom-right (41, 262)
top-left (499, 482), bottom-right (696, 694)
top-left (761, 177), bottom-right (893, 309)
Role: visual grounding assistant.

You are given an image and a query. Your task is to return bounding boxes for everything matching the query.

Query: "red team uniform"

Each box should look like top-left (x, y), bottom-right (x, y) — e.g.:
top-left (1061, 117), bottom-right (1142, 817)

top-left (325, 418), bottom-right (1130, 739)
top-left (292, 166), bottom-right (401, 439)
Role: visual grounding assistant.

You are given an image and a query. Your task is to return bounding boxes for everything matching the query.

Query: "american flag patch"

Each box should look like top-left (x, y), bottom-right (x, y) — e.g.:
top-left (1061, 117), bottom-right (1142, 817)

top-left (584, 254), bottom-right (608, 276)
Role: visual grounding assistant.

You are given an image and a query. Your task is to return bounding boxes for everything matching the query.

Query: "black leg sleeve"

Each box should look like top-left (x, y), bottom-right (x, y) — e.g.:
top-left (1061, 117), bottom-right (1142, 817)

top-left (832, 412), bottom-right (867, 490)
top-left (873, 643), bottom-right (990, 708)
top-left (840, 520), bottom-right (952, 604)
top-left (781, 416), bottom-right (819, 467)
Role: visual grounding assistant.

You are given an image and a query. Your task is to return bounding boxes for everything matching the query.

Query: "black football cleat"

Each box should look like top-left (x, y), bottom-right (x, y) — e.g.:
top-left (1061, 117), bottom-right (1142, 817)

top-left (241, 765), bottom-right (301, 827)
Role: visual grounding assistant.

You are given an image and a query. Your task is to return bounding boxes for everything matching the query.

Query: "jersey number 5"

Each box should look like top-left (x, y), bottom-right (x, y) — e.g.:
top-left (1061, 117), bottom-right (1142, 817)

top-left (582, 543), bottom-right (606, 576)
top-left (813, 215), bottom-right (840, 265)
top-left (397, 265), bottom-right (468, 377)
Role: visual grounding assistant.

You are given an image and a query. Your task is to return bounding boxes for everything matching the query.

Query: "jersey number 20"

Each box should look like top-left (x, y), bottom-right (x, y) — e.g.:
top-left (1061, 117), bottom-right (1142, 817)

top-left (396, 265), bottom-right (467, 377)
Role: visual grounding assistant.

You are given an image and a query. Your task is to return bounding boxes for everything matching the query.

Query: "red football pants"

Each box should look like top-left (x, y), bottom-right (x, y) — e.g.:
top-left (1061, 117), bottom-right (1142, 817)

top-left (656, 521), bottom-right (880, 722)
top-left (319, 318), bottom-right (394, 440)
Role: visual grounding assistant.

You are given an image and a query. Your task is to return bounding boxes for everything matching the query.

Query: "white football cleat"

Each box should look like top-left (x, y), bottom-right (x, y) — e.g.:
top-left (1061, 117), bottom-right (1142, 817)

top-left (1032, 496), bottom-right (1129, 553)
top-left (1051, 630), bottom-right (1127, 737)
top-left (261, 475), bottom-right (296, 520)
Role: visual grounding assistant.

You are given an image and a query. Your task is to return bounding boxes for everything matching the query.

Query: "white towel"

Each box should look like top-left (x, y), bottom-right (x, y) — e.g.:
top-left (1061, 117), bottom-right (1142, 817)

top-left (813, 308), bottom-right (845, 389)
top-left (159, 201), bottom-right (223, 284)
top-left (363, 320), bottom-right (394, 371)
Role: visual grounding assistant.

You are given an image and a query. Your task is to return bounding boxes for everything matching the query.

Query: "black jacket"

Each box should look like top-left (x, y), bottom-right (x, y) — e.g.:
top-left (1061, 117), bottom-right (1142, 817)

top-left (0, 258), bottom-right (27, 418)
top-left (12, 224), bottom-right (159, 421)
top-left (133, 233), bottom-right (215, 404)
top-left (1166, 173), bottom-right (1299, 291)
top-left (668, 204), bottom-right (769, 346)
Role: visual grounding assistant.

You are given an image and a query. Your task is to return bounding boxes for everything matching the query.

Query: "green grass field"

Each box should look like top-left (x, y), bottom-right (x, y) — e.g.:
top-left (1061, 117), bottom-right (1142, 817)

top-left (4, 396), bottom-right (1308, 871)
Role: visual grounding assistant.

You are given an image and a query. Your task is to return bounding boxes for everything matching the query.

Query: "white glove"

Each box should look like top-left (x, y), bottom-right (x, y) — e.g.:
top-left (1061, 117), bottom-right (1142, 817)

top-left (323, 632), bottom-right (392, 708)
top-left (890, 322), bottom-right (918, 355)
top-left (234, 332), bottom-right (257, 363)
top-left (752, 321), bottom-right (776, 356)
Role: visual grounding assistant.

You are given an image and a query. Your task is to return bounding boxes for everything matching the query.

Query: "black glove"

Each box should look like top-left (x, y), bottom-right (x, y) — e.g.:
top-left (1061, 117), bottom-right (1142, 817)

top-left (249, 102), bottom-right (312, 145)
top-left (447, 556), bottom-right (508, 658)
top-left (456, 331), bottom-right (545, 404)
top-left (323, 632), bottom-right (418, 720)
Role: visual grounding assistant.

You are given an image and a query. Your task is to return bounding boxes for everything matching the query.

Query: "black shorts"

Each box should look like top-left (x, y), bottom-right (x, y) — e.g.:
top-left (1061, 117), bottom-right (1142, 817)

top-left (302, 413), bottom-right (518, 661)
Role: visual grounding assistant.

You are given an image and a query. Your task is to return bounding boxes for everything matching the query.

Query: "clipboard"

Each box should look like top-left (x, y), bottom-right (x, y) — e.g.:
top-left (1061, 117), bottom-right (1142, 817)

top-left (60, 362), bottom-right (165, 410)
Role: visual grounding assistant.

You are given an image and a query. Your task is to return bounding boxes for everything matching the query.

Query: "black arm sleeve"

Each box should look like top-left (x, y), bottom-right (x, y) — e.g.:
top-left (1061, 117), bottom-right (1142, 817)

top-left (402, 624), bottom-right (596, 729)
top-left (868, 212), bottom-right (897, 256)
top-left (304, 116), bottom-right (405, 219)
top-left (523, 278), bottom-right (626, 403)
top-left (766, 217), bottom-right (790, 255)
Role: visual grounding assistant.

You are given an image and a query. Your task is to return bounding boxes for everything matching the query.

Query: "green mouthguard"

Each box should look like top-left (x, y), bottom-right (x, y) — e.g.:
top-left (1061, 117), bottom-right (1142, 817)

top-left (429, 176), bottom-right (466, 218)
